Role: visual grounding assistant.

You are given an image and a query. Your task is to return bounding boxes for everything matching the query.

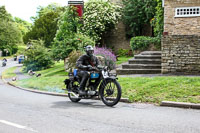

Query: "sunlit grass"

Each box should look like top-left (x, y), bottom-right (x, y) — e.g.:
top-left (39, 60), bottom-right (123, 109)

top-left (119, 76), bottom-right (200, 104)
top-left (15, 61), bottom-right (68, 93)
top-left (2, 67), bottom-right (17, 79)
top-left (10, 59), bottom-right (200, 104)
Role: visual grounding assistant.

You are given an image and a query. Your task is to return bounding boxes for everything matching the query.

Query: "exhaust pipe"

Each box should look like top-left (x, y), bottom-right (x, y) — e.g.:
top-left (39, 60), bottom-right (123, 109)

top-left (68, 91), bottom-right (79, 98)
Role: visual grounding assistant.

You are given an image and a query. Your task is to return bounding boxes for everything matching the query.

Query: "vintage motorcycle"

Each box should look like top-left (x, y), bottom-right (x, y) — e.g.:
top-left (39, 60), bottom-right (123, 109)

top-left (2, 61), bottom-right (6, 67)
top-left (64, 66), bottom-right (121, 107)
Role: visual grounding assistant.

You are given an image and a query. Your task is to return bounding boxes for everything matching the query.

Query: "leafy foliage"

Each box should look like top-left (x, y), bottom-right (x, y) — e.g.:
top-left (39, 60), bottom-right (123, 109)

top-left (130, 36), bottom-right (160, 51)
top-left (52, 6), bottom-right (95, 61)
top-left (80, 0), bottom-right (122, 44)
top-left (151, 0), bottom-right (164, 37)
top-left (94, 47), bottom-right (116, 70)
top-left (117, 48), bottom-right (130, 56)
top-left (23, 4), bottom-right (65, 47)
top-left (0, 6), bottom-right (22, 55)
top-left (65, 50), bottom-right (83, 71)
top-left (14, 17), bottom-right (32, 36)
top-left (24, 40), bottom-right (54, 72)
top-left (122, 0), bottom-right (156, 37)
top-left (0, 6), bottom-right (12, 21)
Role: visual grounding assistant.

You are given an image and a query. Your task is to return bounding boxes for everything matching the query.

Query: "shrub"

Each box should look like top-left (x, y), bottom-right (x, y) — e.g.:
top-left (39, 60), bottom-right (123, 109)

top-left (72, 33), bottom-right (95, 52)
top-left (130, 36), bottom-right (161, 51)
top-left (94, 47), bottom-right (116, 70)
top-left (117, 48), bottom-right (130, 57)
top-left (65, 50), bottom-right (83, 72)
top-left (52, 33), bottom-right (95, 61)
top-left (80, 0), bottom-right (122, 44)
top-left (24, 40), bottom-right (54, 72)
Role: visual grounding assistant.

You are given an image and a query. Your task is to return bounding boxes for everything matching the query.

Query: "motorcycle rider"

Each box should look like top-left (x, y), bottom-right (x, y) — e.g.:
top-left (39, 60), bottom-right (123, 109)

top-left (2, 58), bottom-right (7, 66)
top-left (76, 45), bottom-right (100, 95)
top-left (3, 58), bottom-right (7, 62)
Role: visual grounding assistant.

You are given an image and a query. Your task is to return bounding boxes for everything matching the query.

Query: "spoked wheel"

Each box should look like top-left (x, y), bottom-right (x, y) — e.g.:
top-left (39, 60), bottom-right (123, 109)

top-left (100, 79), bottom-right (121, 107)
top-left (68, 81), bottom-right (81, 102)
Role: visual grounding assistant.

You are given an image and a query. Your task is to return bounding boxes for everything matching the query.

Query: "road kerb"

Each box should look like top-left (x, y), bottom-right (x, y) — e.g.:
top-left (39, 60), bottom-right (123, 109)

top-left (160, 101), bottom-right (200, 109)
top-left (1, 76), bottom-right (8, 84)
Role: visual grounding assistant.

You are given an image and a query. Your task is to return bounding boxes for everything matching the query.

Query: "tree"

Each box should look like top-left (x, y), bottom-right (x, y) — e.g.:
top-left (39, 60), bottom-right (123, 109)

top-left (122, 0), bottom-right (157, 37)
top-left (24, 40), bottom-right (54, 71)
top-left (52, 6), bottom-right (95, 61)
top-left (80, 0), bottom-right (122, 44)
top-left (23, 4), bottom-right (65, 47)
top-left (0, 6), bottom-right (12, 21)
top-left (0, 6), bottom-right (22, 55)
top-left (14, 17), bottom-right (32, 36)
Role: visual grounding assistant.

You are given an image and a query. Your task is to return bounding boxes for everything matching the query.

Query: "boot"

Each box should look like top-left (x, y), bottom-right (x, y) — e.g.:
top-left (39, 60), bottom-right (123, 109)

top-left (78, 86), bottom-right (86, 96)
top-left (78, 89), bottom-right (86, 96)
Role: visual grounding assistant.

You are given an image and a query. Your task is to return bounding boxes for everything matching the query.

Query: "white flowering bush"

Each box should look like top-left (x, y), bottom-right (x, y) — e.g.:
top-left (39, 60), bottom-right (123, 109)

top-left (80, 0), bottom-right (122, 44)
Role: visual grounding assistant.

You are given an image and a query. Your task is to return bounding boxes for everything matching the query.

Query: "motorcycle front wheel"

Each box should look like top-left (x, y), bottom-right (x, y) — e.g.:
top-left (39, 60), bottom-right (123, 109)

top-left (100, 79), bottom-right (121, 107)
top-left (68, 80), bottom-right (81, 103)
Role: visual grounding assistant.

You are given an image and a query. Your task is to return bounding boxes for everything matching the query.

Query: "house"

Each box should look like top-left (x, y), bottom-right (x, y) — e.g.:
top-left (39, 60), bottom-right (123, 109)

top-left (162, 0), bottom-right (200, 74)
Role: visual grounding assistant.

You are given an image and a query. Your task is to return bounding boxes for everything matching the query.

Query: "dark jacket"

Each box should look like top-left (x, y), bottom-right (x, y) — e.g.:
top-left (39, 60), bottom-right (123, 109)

top-left (76, 55), bottom-right (99, 71)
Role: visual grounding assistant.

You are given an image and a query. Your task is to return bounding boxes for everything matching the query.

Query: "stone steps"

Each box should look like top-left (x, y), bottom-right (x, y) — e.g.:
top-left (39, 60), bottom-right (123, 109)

top-left (129, 59), bottom-right (161, 64)
top-left (122, 64), bottom-right (161, 69)
top-left (140, 51), bottom-right (161, 55)
top-left (134, 55), bottom-right (161, 59)
top-left (116, 69), bottom-right (161, 74)
top-left (116, 51), bottom-right (162, 75)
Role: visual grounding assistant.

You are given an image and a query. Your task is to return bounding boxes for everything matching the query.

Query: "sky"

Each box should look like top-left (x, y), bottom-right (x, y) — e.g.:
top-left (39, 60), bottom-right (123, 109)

top-left (0, 0), bottom-right (87, 23)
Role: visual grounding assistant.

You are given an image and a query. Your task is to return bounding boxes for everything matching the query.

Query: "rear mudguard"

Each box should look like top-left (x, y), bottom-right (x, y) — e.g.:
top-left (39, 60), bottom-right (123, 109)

top-left (64, 76), bottom-right (81, 89)
top-left (64, 79), bottom-right (71, 89)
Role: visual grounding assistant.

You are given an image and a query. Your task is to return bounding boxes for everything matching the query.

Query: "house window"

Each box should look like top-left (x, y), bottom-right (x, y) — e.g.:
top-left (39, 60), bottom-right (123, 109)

top-left (175, 7), bottom-right (200, 17)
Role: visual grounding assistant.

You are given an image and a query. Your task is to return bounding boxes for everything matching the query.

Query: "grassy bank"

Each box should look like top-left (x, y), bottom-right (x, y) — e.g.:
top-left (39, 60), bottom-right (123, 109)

top-left (119, 77), bottom-right (200, 104)
top-left (4, 59), bottom-right (200, 104)
top-left (14, 61), bottom-right (67, 93)
top-left (15, 74), bottom-right (200, 104)
top-left (2, 66), bottom-right (17, 79)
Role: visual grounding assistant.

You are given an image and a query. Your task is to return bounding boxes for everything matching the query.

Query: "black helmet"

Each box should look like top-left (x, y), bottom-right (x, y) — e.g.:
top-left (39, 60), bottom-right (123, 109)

top-left (85, 45), bottom-right (94, 57)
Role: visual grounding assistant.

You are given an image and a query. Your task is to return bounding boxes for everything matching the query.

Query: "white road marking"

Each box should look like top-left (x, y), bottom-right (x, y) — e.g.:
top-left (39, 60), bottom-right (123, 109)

top-left (0, 120), bottom-right (38, 132)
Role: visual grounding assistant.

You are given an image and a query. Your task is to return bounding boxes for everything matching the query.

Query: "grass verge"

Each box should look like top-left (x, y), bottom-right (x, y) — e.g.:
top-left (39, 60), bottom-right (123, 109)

top-left (0, 56), bottom-right (13, 60)
top-left (119, 76), bottom-right (200, 104)
top-left (9, 60), bottom-right (200, 104)
top-left (14, 61), bottom-right (67, 93)
top-left (2, 66), bottom-right (17, 79)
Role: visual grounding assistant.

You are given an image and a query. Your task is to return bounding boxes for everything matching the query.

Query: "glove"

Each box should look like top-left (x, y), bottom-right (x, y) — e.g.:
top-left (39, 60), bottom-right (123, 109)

top-left (87, 65), bottom-right (92, 68)
top-left (88, 67), bottom-right (97, 71)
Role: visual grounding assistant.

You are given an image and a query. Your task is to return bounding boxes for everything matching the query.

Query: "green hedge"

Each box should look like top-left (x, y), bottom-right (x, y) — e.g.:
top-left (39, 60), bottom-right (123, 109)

top-left (130, 36), bottom-right (161, 51)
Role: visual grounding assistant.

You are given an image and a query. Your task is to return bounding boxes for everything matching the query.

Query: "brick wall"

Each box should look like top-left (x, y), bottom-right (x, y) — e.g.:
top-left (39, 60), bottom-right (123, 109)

top-left (162, 35), bottom-right (200, 74)
top-left (162, 0), bottom-right (200, 74)
top-left (164, 0), bottom-right (200, 35)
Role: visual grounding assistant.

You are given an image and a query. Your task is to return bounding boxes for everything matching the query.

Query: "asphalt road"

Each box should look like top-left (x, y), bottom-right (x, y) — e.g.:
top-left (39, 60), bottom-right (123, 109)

top-left (0, 59), bottom-right (200, 133)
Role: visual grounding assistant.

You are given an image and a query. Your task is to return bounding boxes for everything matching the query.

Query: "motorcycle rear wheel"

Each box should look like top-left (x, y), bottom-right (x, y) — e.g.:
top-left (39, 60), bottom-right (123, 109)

top-left (100, 79), bottom-right (121, 107)
top-left (68, 81), bottom-right (81, 102)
